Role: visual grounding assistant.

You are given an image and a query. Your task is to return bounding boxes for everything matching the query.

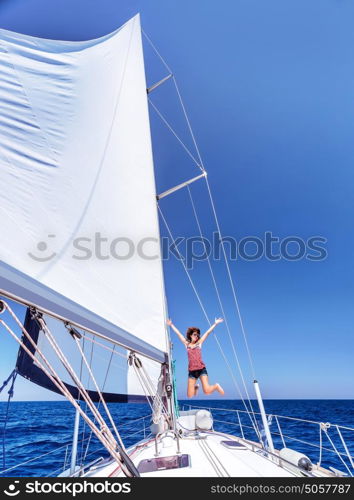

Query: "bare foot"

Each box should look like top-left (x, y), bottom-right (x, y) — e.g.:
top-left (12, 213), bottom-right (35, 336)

top-left (194, 384), bottom-right (199, 397)
top-left (216, 383), bottom-right (224, 395)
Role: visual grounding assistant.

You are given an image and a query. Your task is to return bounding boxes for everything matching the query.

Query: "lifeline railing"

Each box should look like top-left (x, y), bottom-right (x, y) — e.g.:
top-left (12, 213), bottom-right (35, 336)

top-left (182, 404), bottom-right (354, 477)
top-left (0, 413), bottom-right (152, 477)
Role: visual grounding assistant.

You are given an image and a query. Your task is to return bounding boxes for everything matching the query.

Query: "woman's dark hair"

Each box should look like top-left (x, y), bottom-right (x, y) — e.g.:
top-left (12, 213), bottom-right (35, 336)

top-left (186, 327), bottom-right (200, 343)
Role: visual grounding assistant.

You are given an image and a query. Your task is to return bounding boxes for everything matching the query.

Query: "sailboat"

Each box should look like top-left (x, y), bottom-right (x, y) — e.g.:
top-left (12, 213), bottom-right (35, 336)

top-left (0, 14), bottom-right (353, 478)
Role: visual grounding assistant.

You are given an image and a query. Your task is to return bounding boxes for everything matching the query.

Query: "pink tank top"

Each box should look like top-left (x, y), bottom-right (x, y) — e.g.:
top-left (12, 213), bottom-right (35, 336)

top-left (187, 344), bottom-right (206, 371)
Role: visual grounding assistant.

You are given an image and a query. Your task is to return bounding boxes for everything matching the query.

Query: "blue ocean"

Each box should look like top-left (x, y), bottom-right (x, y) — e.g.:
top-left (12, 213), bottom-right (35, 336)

top-left (0, 400), bottom-right (353, 477)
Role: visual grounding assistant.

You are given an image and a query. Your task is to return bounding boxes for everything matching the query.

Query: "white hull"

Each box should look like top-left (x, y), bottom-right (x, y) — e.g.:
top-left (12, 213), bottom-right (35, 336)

top-left (83, 430), bottom-right (334, 478)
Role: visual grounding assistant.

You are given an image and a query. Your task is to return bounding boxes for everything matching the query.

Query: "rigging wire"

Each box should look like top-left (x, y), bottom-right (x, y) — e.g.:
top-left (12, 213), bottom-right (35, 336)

top-left (0, 310), bottom-right (127, 471)
top-left (0, 369), bottom-right (17, 470)
top-left (36, 320), bottom-right (116, 447)
top-left (80, 335), bottom-right (128, 360)
top-left (171, 76), bottom-right (205, 173)
top-left (0, 304), bottom-right (142, 476)
top-left (174, 71), bottom-right (257, 381)
top-left (79, 333), bottom-right (95, 466)
top-left (78, 334), bottom-right (86, 467)
top-left (139, 361), bottom-right (169, 422)
top-left (142, 28), bottom-right (204, 172)
top-left (148, 98), bottom-right (201, 168)
top-left (130, 355), bottom-right (169, 424)
top-left (186, 184), bottom-right (260, 430)
top-left (158, 204), bottom-right (259, 434)
top-left (3, 305), bottom-right (124, 455)
top-left (73, 337), bottom-right (125, 450)
top-left (142, 28), bottom-right (173, 74)
top-left (144, 27), bottom-right (258, 383)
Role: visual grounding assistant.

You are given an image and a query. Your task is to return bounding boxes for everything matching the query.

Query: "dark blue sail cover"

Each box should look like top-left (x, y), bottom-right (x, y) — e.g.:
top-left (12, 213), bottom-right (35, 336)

top-left (15, 308), bottom-right (150, 403)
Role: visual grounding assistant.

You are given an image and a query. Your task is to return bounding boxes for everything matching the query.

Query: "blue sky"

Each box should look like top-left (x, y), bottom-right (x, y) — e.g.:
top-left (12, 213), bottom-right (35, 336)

top-left (0, 0), bottom-right (353, 401)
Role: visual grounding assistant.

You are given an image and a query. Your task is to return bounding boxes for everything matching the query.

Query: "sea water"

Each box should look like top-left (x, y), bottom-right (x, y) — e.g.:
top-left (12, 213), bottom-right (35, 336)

top-left (0, 399), bottom-right (353, 477)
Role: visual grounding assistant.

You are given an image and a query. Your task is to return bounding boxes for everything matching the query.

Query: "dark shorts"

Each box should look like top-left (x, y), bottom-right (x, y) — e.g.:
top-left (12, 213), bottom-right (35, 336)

top-left (188, 367), bottom-right (208, 379)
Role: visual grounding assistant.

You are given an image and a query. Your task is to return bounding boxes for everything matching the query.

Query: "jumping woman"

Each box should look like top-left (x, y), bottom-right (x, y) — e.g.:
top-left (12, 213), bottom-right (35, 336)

top-left (167, 318), bottom-right (225, 398)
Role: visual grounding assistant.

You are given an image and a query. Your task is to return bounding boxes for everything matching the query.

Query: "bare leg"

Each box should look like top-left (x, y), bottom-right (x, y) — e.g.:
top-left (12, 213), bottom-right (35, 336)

top-left (187, 377), bottom-right (199, 398)
top-left (200, 375), bottom-right (224, 395)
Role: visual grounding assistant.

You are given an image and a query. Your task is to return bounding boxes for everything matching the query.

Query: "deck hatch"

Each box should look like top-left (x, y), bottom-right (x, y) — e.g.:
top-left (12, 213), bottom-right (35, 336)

top-left (138, 454), bottom-right (190, 473)
top-left (221, 440), bottom-right (248, 449)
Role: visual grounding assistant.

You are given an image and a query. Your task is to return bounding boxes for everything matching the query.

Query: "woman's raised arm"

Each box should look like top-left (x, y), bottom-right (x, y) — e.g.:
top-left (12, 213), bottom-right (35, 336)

top-left (167, 319), bottom-right (188, 345)
top-left (198, 317), bottom-right (223, 345)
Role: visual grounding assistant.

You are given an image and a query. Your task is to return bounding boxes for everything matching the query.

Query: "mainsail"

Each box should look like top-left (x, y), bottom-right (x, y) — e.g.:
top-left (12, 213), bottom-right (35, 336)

top-left (0, 15), bottom-right (169, 373)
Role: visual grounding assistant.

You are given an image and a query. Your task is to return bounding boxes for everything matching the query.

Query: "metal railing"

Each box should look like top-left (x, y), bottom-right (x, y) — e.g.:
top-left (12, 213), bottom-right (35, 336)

top-left (181, 404), bottom-right (354, 477)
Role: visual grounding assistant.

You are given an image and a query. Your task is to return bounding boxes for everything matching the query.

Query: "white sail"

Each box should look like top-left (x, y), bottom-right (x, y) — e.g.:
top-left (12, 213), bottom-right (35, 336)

top-left (0, 15), bottom-right (168, 359)
top-left (20, 312), bottom-right (156, 400)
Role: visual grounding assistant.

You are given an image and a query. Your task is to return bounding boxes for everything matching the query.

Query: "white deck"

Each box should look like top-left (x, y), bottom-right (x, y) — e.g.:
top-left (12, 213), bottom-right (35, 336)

top-left (85, 431), bottom-right (296, 478)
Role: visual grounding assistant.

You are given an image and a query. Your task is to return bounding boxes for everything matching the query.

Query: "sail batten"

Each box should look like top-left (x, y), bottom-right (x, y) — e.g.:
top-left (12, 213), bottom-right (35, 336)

top-left (0, 15), bottom-right (168, 365)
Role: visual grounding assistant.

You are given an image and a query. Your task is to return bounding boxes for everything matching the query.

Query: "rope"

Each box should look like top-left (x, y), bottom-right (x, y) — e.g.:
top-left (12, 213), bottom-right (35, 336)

top-left (158, 204), bottom-right (260, 435)
top-left (77, 331), bottom-right (132, 460)
top-left (144, 24), bottom-right (257, 382)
